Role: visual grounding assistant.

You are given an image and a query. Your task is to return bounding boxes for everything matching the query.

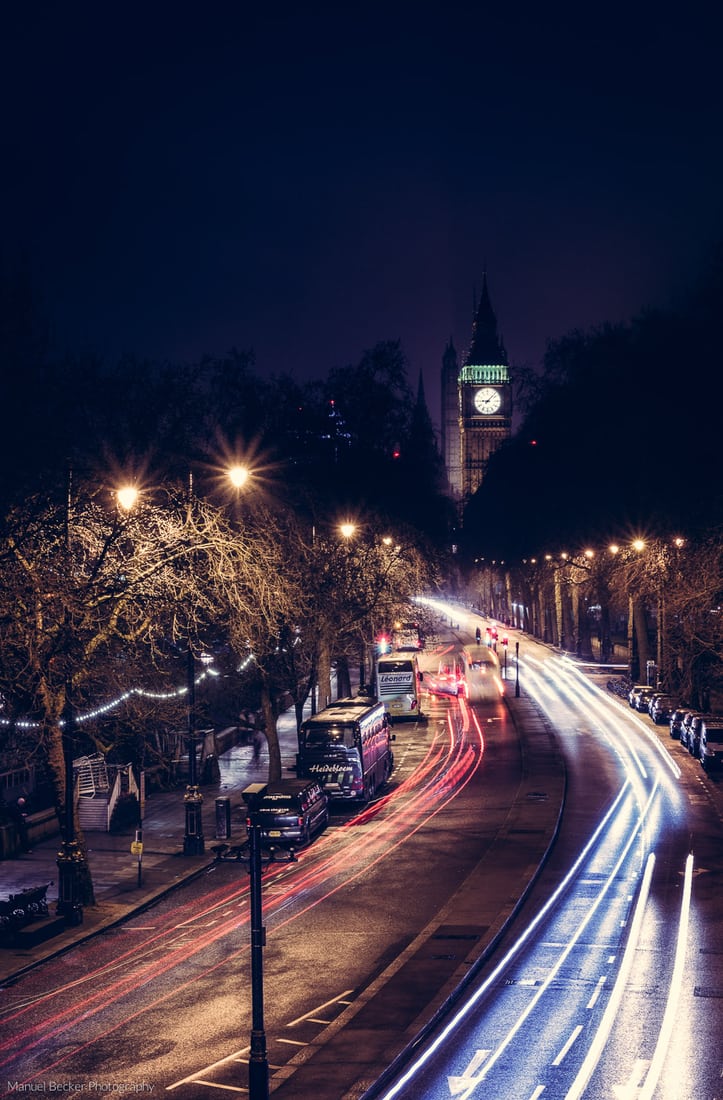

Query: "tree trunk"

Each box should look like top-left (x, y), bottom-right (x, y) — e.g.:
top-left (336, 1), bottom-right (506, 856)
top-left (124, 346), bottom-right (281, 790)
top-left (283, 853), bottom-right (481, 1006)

top-left (318, 636), bottom-right (333, 709)
top-left (47, 721), bottom-right (96, 904)
top-left (634, 598), bottom-right (651, 681)
top-left (259, 683), bottom-right (282, 783)
top-left (553, 568), bottom-right (563, 647)
top-left (335, 655), bottom-right (351, 698)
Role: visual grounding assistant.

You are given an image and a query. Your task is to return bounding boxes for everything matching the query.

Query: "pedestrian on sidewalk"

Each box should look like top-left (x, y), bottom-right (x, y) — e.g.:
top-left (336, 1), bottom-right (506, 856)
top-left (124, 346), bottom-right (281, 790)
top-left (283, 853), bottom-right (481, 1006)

top-left (8, 796), bottom-right (31, 853)
top-left (252, 728), bottom-right (265, 762)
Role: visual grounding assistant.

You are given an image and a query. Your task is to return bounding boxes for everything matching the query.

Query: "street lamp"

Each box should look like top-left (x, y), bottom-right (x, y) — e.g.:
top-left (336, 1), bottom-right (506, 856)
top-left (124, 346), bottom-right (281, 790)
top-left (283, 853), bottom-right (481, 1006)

top-left (242, 783), bottom-right (269, 1099)
top-left (183, 464), bottom-right (252, 855)
top-left (117, 485), bottom-right (139, 511)
top-left (183, 641), bottom-right (205, 855)
top-left (57, 481), bottom-right (140, 925)
top-left (57, 691), bottom-right (84, 925)
top-left (228, 464), bottom-right (250, 490)
top-left (238, 784), bottom-right (297, 1099)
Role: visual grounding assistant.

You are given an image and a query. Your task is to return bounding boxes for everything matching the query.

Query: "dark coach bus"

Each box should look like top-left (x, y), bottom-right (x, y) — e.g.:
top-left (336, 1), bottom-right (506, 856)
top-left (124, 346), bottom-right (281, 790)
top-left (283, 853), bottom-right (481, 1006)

top-left (297, 697), bottom-right (395, 802)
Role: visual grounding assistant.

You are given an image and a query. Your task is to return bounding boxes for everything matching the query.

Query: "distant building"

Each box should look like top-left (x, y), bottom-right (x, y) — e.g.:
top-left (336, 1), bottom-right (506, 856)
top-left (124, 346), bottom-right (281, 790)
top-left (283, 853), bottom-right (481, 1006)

top-left (441, 273), bottom-right (512, 506)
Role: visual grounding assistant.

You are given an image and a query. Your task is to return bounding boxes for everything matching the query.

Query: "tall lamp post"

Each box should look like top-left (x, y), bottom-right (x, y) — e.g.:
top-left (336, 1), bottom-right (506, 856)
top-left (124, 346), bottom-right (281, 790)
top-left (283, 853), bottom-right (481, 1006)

top-left (243, 783), bottom-right (269, 1099)
top-left (183, 641), bottom-right (204, 855)
top-left (216, 784), bottom-right (296, 1099)
top-left (57, 481), bottom-right (139, 925)
top-left (182, 464), bottom-right (251, 855)
top-left (57, 691), bottom-right (84, 925)
top-left (56, 470), bottom-right (84, 925)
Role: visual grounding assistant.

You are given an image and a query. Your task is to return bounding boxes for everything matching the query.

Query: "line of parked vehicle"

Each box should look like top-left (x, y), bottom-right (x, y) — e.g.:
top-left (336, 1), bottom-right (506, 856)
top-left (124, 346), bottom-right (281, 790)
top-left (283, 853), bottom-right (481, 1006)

top-left (627, 684), bottom-right (723, 772)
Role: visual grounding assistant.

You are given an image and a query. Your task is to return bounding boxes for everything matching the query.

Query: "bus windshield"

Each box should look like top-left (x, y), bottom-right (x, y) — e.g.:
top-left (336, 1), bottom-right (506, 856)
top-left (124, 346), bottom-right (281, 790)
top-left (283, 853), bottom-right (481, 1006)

top-left (379, 658), bottom-right (414, 674)
top-left (303, 722), bottom-right (355, 749)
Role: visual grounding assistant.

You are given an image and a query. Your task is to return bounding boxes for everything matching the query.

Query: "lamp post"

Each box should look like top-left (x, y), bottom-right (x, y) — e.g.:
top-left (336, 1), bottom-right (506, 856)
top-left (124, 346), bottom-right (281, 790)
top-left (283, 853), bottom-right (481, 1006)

top-left (209, 786), bottom-right (297, 1097)
top-left (56, 469), bottom-right (84, 925)
top-left (181, 465), bottom-right (250, 855)
top-left (56, 690), bottom-right (84, 925)
top-left (183, 641), bottom-right (204, 855)
top-left (242, 783), bottom-right (269, 1099)
top-left (56, 481), bottom-right (139, 925)
top-left (515, 641), bottom-right (520, 697)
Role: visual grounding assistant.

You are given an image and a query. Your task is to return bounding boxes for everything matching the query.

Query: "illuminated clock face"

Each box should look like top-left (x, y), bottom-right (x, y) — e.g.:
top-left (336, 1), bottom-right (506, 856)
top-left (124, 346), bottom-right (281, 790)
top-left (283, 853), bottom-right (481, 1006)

top-left (473, 386), bottom-right (502, 414)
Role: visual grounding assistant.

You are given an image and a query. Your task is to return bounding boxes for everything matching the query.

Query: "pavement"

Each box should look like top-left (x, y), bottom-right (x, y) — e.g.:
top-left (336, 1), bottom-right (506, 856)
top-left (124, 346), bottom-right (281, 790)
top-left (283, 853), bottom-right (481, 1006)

top-left (0, 706), bottom-right (303, 986)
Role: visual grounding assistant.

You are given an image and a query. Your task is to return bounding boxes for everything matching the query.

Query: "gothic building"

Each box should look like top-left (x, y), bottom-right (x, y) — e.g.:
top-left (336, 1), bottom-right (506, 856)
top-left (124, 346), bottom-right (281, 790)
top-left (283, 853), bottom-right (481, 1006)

top-left (441, 273), bottom-right (512, 506)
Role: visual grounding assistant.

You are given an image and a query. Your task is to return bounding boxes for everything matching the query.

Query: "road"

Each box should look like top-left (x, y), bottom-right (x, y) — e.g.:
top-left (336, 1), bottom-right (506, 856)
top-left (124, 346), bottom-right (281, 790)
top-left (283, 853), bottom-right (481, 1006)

top-left (374, 605), bottom-right (723, 1100)
top-left (2, 617), bottom-right (719, 1100)
top-left (1, 631), bottom-right (533, 1098)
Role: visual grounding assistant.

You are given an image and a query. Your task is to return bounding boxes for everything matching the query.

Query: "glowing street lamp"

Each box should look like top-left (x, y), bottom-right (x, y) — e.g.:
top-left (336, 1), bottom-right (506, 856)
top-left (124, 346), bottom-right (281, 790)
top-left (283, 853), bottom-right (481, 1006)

top-left (184, 464), bottom-right (253, 855)
top-left (57, 479), bottom-right (141, 926)
top-left (339, 522), bottom-right (356, 539)
top-left (228, 465), bottom-right (250, 490)
top-left (117, 485), bottom-right (139, 511)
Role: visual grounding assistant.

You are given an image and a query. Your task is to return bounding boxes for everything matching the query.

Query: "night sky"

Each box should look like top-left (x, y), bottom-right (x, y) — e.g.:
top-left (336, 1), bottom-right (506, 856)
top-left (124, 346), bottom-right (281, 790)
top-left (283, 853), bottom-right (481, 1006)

top-left (3, 2), bottom-right (722, 429)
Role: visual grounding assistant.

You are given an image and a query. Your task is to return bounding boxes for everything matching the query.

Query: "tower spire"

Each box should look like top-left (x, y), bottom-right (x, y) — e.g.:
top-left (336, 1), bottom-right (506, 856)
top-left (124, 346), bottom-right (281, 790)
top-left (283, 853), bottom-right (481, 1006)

top-left (465, 272), bottom-right (507, 367)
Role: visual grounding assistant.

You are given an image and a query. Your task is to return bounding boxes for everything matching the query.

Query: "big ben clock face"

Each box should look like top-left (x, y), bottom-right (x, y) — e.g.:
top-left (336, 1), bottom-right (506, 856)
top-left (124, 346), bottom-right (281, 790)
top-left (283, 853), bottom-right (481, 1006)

top-left (473, 386), bottom-right (502, 415)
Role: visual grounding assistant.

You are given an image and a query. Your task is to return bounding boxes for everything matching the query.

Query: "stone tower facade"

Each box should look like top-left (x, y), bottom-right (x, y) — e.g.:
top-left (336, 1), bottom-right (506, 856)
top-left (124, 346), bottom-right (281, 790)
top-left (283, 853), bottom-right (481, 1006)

top-left (442, 274), bottom-right (512, 506)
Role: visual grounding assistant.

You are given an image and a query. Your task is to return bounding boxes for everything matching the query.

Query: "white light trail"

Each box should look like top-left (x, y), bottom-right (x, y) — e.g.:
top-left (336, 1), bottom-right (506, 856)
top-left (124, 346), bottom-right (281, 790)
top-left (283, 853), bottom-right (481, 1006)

top-left (564, 851), bottom-right (656, 1100)
top-left (638, 851), bottom-right (694, 1100)
top-left (376, 780), bottom-right (640, 1100)
top-left (443, 785), bottom-right (659, 1100)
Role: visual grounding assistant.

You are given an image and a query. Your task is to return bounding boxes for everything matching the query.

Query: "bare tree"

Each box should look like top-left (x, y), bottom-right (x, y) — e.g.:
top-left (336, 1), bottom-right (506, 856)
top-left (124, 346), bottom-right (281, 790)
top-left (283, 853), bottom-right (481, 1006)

top-left (0, 476), bottom-right (284, 899)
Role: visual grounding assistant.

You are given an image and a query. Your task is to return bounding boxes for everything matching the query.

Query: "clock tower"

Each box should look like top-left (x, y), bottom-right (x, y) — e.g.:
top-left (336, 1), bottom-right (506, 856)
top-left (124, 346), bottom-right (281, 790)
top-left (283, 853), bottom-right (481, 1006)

top-left (441, 273), bottom-right (512, 505)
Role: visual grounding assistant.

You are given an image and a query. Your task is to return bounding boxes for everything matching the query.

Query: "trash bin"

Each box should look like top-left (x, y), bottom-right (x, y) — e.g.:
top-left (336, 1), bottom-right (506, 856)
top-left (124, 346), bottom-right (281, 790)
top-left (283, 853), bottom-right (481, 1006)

top-left (215, 797), bottom-right (231, 840)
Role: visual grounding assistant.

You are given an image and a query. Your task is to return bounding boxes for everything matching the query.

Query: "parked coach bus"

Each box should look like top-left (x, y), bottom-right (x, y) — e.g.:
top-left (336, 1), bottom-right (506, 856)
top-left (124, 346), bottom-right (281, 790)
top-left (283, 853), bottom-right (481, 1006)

top-left (375, 654), bottom-right (424, 719)
top-left (297, 697), bottom-right (395, 802)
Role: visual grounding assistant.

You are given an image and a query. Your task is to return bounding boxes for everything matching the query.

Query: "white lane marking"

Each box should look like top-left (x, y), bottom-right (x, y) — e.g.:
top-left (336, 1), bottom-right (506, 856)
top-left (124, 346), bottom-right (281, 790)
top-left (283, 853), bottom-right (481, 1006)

top-left (447, 1049), bottom-right (490, 1096)
top-left (286, 989), bottom-right (354, 1027)
top-left (586, 974), bottom-right (607, 1009)
top-left (611, 1058), bottom-right (649, 1098)
top-left (552, 1024), bottom-right (583, 1066)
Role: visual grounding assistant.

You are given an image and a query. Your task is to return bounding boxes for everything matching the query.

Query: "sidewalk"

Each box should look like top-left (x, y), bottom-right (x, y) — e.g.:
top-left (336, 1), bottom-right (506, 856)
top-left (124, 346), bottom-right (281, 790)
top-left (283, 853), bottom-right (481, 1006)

top-left (0, 706), bottom-right (303, 985)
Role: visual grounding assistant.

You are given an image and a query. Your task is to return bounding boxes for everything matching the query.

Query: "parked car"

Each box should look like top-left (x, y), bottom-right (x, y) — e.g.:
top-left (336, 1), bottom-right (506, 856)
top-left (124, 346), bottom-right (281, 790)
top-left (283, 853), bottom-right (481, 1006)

top-left (633, 686), bottom-right (657, 713)
top-left (669, 707), bottom-right (686, 740)
top-left (650, 694), bottom-right (674, 725)
top-left (687, 714), bottom-right (709, 758)
top-left (680, 711), bottom-right (703, 751)
top-left (628, 684), bottom-right (649, 708)
top-left (699, 718), bottom-right (723, 771)
top-left (245, 779), bottom-right (329, 847)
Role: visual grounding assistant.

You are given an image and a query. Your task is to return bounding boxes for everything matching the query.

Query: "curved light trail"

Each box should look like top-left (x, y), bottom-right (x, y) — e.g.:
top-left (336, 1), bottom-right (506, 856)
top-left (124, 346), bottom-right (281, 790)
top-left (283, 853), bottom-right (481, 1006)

top-left (0, 692), bottom-right (486, 1087)
top-left (374, 622), bottom-right (699, 1100)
